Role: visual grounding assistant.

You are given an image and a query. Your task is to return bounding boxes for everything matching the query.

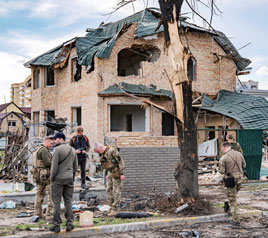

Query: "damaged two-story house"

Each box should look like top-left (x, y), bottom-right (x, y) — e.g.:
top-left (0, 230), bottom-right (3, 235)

top-left (25, 8), bottom-right (255, 192)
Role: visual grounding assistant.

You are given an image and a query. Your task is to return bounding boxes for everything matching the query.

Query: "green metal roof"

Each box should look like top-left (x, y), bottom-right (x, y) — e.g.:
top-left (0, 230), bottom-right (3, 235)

top-left (98, 82), bottom-right (173, 99)
top-left (25, 8), bottom-right (251, 71)
top-left (201, 90), bottom-right (268, 129)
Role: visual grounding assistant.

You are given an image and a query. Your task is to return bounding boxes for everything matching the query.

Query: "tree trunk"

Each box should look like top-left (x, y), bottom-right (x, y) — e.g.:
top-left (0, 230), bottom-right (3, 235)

top-left (159, 0), bottom-right (198, 201)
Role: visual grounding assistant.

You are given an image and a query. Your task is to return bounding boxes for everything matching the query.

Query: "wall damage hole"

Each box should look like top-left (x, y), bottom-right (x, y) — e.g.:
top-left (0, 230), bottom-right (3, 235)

top-left (118, 45), bottom-right (160, 77)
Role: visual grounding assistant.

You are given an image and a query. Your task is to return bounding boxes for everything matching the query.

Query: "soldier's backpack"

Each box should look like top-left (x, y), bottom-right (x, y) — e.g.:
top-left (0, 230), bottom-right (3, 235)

top-left (30, 145), bottom-right (44, 181)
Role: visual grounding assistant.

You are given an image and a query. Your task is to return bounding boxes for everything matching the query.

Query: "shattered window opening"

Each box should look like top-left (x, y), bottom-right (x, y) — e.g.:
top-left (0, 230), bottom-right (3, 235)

top-left (110, 105), bottom-right (146, 132)
top-left (71, 58), bottom-right (82, 82)
top-left (45, 110), bottom-right (55, 136)
top-left (33, 111), bottom-right (40, 137)
top-left (187, 56), bottom-right (196, 81)
top-left (72, 107), bottom-right (81, 126)
top-left (33, 69), bottom-right (40, 89)
top-left (117, 45), bottom-right (160, 77)
top-left (44, 67), bottom-right (55, 86)
top-left (162, 112), bottom-right (175, 136)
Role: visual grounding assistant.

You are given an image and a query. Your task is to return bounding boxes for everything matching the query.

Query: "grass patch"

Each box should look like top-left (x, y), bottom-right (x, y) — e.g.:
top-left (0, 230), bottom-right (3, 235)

top-left (243, 184), bottom-right (268, 191)
top-left (241, 205), bottom-right (254, 210)
top-left (15, 220), bottom-right (47, 230)
top-left (214, 203), bottom-right (224, 209)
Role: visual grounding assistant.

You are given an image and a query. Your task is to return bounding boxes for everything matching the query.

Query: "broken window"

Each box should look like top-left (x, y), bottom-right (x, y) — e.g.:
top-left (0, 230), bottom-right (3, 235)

top-left (45, 110), bottom-right (55, 136)
top-left (205, 126), bottom-right (215, 140)
top-left (162, 112), bottom-right (174, 136)
top-left (71, 58), bottom-right (81, 82)
top-left (44, 67), bottom-right (55, 86)
top-left (33, 111), bottom-right (40, 137)
top-left (8, 121), bottom-right (16, 127)
top-left (110, 105), bottom-right (146, 132)
top-left (33, 69), bottom-right (40, 89)
top-left (117, 45), bottom-right (160, 77)
top-left (187, 56), bottom-right (196, 81)
top-left (72, 107), bottom-right (81, 126)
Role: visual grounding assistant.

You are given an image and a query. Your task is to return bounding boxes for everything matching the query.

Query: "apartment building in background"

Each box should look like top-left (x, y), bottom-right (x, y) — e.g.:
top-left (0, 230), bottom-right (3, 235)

top-left (10, 75), bottom-right (32, 107)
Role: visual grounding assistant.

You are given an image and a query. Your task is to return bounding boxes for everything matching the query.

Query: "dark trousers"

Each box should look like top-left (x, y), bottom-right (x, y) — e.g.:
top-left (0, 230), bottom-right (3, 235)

top-left (78, 156), bottom-right (87, 185)
top-left (51, 178), bottom-right (74, 227)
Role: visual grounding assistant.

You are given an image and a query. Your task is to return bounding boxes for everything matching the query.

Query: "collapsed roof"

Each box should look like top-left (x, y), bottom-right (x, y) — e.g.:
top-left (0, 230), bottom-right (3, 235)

top-left (201, 90), bottom-right (268, 129)
top-left (24, 8), bottom-right (251, 72)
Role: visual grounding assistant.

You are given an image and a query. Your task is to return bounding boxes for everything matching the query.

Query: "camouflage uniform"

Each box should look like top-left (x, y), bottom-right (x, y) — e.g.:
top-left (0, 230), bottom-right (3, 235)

top-left (219, 150), bottom-right (246, 222)
top-left (34, 145), bottom-right (53, 219)
top-left (100, 146), bottom-right (125, 211)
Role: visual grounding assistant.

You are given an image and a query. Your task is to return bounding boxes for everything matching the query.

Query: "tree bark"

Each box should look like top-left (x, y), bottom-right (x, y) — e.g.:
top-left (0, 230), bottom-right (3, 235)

top-left (159, 0), bottom-right (198, 200)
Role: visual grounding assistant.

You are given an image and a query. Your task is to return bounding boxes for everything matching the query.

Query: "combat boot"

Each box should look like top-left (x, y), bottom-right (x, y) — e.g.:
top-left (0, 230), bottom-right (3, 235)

top-left (49, 225), bottom-right (60, 233)
top-left (66, 224), bottom-right (74, 232)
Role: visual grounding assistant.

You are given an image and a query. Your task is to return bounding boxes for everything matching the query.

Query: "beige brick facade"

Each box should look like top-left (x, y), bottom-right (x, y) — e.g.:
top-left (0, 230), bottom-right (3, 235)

top-left (30, 24), bottom-right (239, 146)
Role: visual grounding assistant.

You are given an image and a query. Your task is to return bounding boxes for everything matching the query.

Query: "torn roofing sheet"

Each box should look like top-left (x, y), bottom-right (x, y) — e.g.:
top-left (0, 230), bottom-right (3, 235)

top-left (201, 90), bottom-right (268, 129)
top-left (98, 82), bottom-right (173, 100)
top-left (25, 8), bottom-right (251, 71)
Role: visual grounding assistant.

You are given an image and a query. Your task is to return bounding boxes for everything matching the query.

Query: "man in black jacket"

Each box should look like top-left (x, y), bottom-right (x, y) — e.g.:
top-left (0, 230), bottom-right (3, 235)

top-left (70, 126), bottom-right (90, 189)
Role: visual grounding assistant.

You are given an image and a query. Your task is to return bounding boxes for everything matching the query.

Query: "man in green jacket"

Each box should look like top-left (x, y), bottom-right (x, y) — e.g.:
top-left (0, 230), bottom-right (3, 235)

top-left (49, 132), bottom-right (78, 233)
top-left (33, 137), bottom-right (54, 220)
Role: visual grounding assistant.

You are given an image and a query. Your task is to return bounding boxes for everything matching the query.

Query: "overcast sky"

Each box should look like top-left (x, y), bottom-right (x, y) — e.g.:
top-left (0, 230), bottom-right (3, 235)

top-left (0, 0), bottom-right (267, 104)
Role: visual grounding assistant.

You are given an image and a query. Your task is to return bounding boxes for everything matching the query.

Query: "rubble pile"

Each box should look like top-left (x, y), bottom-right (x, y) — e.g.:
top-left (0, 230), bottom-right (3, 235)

top-left (0, 132), bottom-right (29, 182)
top-left (121, 191), bottom-right (214, 216)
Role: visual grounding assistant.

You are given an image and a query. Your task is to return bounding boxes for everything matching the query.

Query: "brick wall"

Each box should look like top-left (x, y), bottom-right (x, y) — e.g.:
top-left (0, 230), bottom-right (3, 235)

top-left (117, 136), bottom-right (178, 147)
top-left (30, 23), bottom-right (238, 144)
top-left (120, 147), bottom-right (179, 194)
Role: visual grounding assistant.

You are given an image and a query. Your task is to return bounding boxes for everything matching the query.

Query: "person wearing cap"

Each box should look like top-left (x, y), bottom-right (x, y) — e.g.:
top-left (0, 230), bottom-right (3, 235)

top-left (70, 126), bottom-right (90, 189)
top-left (49, 132), bottom-right (78, 233)
top-left (226, 134), bottom-right (243, 154)
top-left (33, 136), bottom-right (54, 220)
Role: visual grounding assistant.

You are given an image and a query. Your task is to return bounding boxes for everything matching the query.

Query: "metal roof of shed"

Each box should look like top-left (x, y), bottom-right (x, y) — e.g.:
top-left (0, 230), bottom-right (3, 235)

top-left (201, 90), bottom-right (268, 129)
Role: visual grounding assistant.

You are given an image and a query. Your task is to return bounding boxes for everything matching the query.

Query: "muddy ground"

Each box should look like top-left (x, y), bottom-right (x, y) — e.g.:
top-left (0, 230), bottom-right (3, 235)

top-left (0, 183), bottom-right (268, 237)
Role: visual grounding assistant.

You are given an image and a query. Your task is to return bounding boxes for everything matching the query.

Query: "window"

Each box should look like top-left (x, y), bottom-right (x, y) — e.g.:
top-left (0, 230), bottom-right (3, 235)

top-left (45, 67), bottom-right (55, 86)
top-left (72, 107), bottom-right (81, 126)
top-left (8, 121), bottom-right (16, 127)
top-left (117, 45), bottom-right (160, 77)
top-left (45, 110), bottom-right (55, 136)
top-left (187, 56), bottom-right (196, 81)
top-left (33, 69), bottom-right (40, 89)
top-left (110, 105), bottom-right (146, 132)
top-left (71, 58), bottom-right (81, 82)
top-left (162, 112), bottom-right (174, 136)
top-left (205, 126), bottom-right (215, 140)
top-left (33, 111), bottom-right (40, 137)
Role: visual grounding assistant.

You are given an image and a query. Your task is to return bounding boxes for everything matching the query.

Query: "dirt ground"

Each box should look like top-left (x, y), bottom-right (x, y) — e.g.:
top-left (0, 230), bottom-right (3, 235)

top-left (1, 183), bottom-right (268, 237)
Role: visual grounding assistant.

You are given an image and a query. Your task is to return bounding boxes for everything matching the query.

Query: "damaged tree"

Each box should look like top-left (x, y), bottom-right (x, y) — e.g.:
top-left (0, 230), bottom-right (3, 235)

top-left (159, 0), bottom-right (198, 201)
top-left (115, 0), bottom-right (219, 201)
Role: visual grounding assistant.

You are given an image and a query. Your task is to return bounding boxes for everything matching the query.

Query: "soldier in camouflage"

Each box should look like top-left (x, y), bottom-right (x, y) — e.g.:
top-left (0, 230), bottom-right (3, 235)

top-left (219, 142), bottom-right (246, 224)
top-left (226, 134), bottom-right (243, 154)
top-left (94, 142), bottom-right (125, 217)
top-left (33, 137), bottom-right (54, 220)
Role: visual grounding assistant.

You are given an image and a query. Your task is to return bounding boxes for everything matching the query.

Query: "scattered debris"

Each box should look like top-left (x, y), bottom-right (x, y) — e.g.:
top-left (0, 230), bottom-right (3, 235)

top-left (0, 200), bottom-right (16, 209)
top-left (97, 205), bottom-right (111, 212)
top-left (17, 211), bottom-right (31, 218)
top-left (115, 212), bottom-right (153, 219)
top-left (175, 203), bottom-right (189, 214)
top-left (30, 216), bottom-right (39, 223)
